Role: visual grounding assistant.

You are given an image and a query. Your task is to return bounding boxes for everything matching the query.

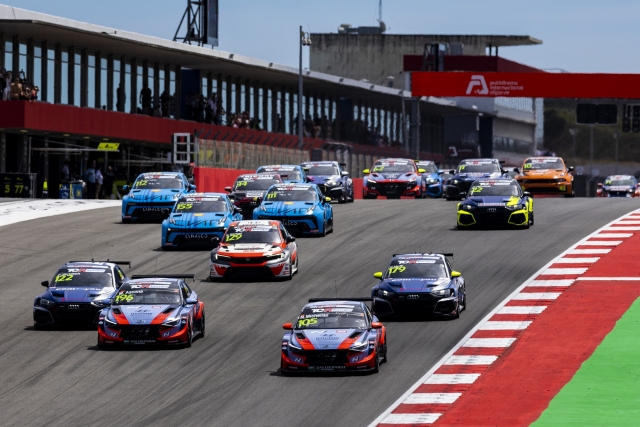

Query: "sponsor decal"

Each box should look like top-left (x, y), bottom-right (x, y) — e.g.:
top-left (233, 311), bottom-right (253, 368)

top-left (466, 74), bottom-right (489, 95)
top-left (308, 366), bottom-right (345, 370)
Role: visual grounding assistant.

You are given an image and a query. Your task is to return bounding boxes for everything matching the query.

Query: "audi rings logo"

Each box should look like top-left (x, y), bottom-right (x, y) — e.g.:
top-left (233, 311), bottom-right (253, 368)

top-left (487, 208), bottom-right (497, 212)
top-left (68, 304), bottom-right (79, 309)
top-left (407, 295), bottom-right (419, 300)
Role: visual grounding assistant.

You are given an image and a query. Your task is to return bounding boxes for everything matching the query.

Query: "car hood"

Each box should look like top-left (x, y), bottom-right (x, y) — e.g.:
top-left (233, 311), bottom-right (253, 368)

top-left (454, 172), bottom-right (502, 180)
top-left (369, 172), bottom-right (417, 181)
top-left (260, 201), bottom-right (316, 215)
top-left (463, 195), bottom-right (521, 207)
top-left (47, 286), bottom-right (114, 302)
top-left (603, 185), bottom-right (634, 191)
top-left (382, 278), bottom-right (450, 292)
top-left (308, 174), bottom-right (341, 183)
top-left (127, 189), bottom-right (181, 202)
top-left (167, 212), bottom-right (231, 227)
top-left (521, 170), bottom-right (565, 179)
top-left (232, 190), bottom-right (267, 200)
top-left (294, 329), bottom-right (367, 350)
top-left (218, 242), bottom-right (284, 255)
top-left (113, 304), bottom-right (179, 325)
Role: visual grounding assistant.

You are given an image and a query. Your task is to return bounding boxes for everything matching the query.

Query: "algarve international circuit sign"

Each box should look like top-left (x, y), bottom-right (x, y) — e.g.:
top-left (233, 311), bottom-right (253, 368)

top-left (411, 72), bottom-right (640, 98)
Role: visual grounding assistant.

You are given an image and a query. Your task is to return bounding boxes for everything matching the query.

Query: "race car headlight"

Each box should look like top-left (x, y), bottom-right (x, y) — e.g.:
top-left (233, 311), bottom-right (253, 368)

top-left (463, 204), bottom-right (475, 211)
top-left (306, 207), bottom-right (315, 215)
top-left (265, 253), bottom-right (285, 261)
top-left (129, 193), bottom-right (135, 199)
top-left (169, 217), bottom-right (176, 225)
top-left (349, 341), bottom-right (368, 352)
top-left (288, 341), bottom-right (303, 352)
top-left (431, 288), bottom-right (453, 297)
top-left (407, 180), bottom-right (417, 186)
top-left (452, 179), bottom-right (460, 185)
top-left (506, 204), bottom-right (523, 211)
top-left (104, 317), bottom-right (118, 327)
top-left (367, 178), bottom-right (377, 185)
top-left (161, 317), bottom-right (181, 327)
top-left (172, 193), bottom-right (180, 200)
top-left (90, 299), bottom-right (108, 308)
top-left (377, 289), bottom-right (394, 297)
top-left (427, 178), bottom-right (438, 185)
top-left (39, 298), bottom-right (55, 307)
top-left (260, 204), bottom-right (267, 212)
top-left (325, 180), bottom-right (337, 187)
top-left (215, 254), bottom-right (231, 261)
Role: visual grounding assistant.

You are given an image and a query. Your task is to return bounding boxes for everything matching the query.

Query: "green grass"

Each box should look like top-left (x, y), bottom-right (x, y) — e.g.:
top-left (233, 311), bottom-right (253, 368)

top-left (531, 297), bottom-right (640, 427)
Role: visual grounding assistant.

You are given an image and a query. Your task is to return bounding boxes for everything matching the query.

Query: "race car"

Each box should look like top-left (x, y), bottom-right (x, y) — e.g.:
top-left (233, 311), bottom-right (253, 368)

top-left (502, 166), bottom-right (521, 179)
top-left (253, 183), bottom-right (334, 236)
top-left (255, 165), bottom-right (308, 184)
top-left (280, 298), bottom-right (387, 374)
top-left (515, 157), bottom-right (575, 197)
top-left (445, 158), bottom-right (504, 200)
top-left (371, 253), bottom-right (466, 318)
top-left (97, 274), bottom-right (204, 348)
top-left (457, 178), bottom-right (533, 229)
top-left (209, 220), bottom-right (298, 280)
top-left (300, 161), bottom-right (354, 203)
top-left (363, 158), bottom-right (427, 199)
top-left (597, 175), bottom-right (640, 197)
top-left (416, 160), bottom-right (444, 198)
top-left (225, 173), bottom-right (284, 219)
top-left (161, 193), bottom-right (243, 249)
top-left (121, 172), bottom-right (196, 222)
top-left (33, 260), bottom-right (131, 327)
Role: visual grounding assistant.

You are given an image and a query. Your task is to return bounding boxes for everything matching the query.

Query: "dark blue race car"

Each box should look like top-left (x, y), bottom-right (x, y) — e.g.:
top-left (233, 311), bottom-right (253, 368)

top-left (445, 158), bottom-right (504, 200)
top-left (255, 165), bottom-right (308, 184)
top-left (371, 253), bottom-right (466, 318)
top-left (597, 175), bottom-right (640, 198)
top-left (363, 158), bottom-right (427, 199)
top-left (225, 173), bottom-right (284, 219)
top-left (161, 193), bottom-right (243, 249)
top-left (416, 160), bottom-right (444, 198)
top-left (253, 183), bottom-right (334, 236)
top-left (122, 172), bottom-right (195, 222)
top-left (33, 260), bottom-right (130, 327)
top-left (300, 161), bottom-right (354, 203)
top-left (457, 178), bottom-right (533, 229)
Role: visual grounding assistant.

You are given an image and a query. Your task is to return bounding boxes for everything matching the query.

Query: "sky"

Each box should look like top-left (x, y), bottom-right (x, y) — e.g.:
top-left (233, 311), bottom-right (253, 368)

top-left (3, 0), bottom-right (640, 73)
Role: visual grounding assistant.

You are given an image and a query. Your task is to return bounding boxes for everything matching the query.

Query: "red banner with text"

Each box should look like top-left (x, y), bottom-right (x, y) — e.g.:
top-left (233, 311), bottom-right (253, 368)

top-left (412, 72), bottom-right (640, 98)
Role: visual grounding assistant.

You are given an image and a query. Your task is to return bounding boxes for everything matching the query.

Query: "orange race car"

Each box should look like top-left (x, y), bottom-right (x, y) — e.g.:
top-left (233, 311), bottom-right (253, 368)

top-left (515, 157), bottom-right (575, 197)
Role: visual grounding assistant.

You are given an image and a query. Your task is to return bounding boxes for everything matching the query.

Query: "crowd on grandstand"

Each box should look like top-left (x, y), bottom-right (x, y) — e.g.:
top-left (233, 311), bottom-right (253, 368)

top-left (1, 68), bottom-right (39, 101)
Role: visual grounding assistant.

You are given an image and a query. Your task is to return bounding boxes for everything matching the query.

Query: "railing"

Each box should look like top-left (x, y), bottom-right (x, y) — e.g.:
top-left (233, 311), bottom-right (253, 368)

top-left (197, 139), bottom-right (310, 170)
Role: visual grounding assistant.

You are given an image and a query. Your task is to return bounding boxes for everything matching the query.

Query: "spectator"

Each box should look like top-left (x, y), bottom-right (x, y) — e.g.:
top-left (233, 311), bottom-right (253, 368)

top-left (160, 90), bottom-right (171, 118)
top-left (84, 162), bottom-right (96, 199)
top-left (103, 166), bottom-right (116, 199)
top-left (95, 165), bottom-right (104, 199)
top-left (116, 84), bottom-right (125, 112)
top-left (214, 95), bottom-right (225, 124)
top-left (61, 160), bottom-right (70, 182)
top-left (139, 83), bottom-right (152, 115)
top-left (10, 77), bottom-right (21, 100)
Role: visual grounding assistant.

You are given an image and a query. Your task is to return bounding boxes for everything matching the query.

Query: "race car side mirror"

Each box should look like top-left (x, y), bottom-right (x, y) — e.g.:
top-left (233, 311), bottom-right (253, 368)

top-left (211, 236), bottom-right (221, 247)
top-left (341, 171), bottom-right (349, 177)
top-left (185, 296), bottom-right (198, 305)
top-left (451, 271), bottom-right (462, 278)
top-left (282, 323), bottom-right (293, 330)
top-left (449, 170), bottom-right (455, 174)
top-left (373, 272), bottom-right (383, 279)
top-left (234, 206), bottom-right (243, 213)
top-left (41, 280), bottom-right (49, 288)
top-left (515, 168), bottom-right (520, 174)
top-left (568, 166), bottom-right (575, 172)
top-left (325, 197), bottom-right (331, 203)
top-left (459, 192), bottom-right (467, 197)
top-left (418, 168), bottom-right (426, 174)
top-left (286, 235), bottom-right (296, 243)
top-left (363, 169), bottom-right (370, 174)
top-left (189, 184), bottom-right (197, 191)
top-left (307, 177), bottom-right (314, 182)
top-left (523, 191), bottom-right (532, 197)
top-left (122, 185), bottom-right (130, 192)
top-left (371, 322), bottom-right (383, 329)
top-left (224, 186), bottom-right (232, 193)
top-left (437, 170), bottom-right (444, 175)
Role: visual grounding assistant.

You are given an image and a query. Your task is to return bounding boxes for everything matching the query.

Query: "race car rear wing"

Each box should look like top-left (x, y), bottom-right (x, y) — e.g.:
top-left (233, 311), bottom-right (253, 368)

top-left (392, 253), bottom-right (453, 257)
top-left (131, 274), bottom-right (195, 282)
top-left (69, 260), bottom-right (132, 267)
top-left (308, 298), bottom-right (373, 303)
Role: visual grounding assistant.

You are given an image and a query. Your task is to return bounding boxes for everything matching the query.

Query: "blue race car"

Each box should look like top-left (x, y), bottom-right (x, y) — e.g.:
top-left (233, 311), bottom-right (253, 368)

top-left (363, 158), bottom-right (427, 199)
top-left (300, 161), bottom-right (354, 203)
top-left (253, 183), bottom-right (334, 236)
top-left (597, 175), bottom-right (640, 198)
top-left (122, 172), bottom-right (195, 222)
top-left (457, 178), bottom-right (533, 229)
top-left (371, 253), bottom-right (466, 318)
top-left (33, 260), bottom-right (130, 327)
top-left (445, 158), bottom-right (504, 201)
top-left (161, 193), bottom-right (243, 250)
top-left (416, 160), bottom-right (444, 198)
top-left (255, 165), bottom-right (308, 184)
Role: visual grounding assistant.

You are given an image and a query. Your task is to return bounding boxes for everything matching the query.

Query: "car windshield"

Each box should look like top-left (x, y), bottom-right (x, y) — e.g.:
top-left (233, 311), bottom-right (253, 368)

top-left (52, 267), bottom-right (113, 287)
top-left (114, 285), bottom-right (181, 305)
top-left (296, 305), bottom-right (367, 329)
top-left (133, 176), bottom-right (183, 189)
top-left (470, 182), bottom-right (520, 196)
top-left (223, 225), bottom-right (282, 243)
top-left (257, 168), bottom-right (303, 181)
top-left (306, 165), bottom-right (339, 176)
top-left (523, 159), bottom-right (564, 170)
top-left (605, 178), bottom-right (635, 186)
top-left (265, 188), bottom-right (317, 202)
top-left (372, 162), bottom-right (415, 173)
top-left (234, 177), bottom-right (281, 191)
top-left (458, 163), bottom-right (500, 173)
top-left (175, 199), bottom-right (228, 213)
top-left (418, 164), bottom-right (438, 173)
top-left (385, 260), bottom-right (447, 279)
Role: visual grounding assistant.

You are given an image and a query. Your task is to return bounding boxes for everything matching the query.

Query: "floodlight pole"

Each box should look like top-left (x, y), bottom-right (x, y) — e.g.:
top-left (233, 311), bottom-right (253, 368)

top-left (298, 26), bottom-right (303, 150)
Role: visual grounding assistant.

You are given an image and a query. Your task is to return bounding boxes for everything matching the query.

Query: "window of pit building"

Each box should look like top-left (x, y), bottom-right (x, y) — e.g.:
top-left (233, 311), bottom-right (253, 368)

top-left (4, 38), bottom-right (12, 72)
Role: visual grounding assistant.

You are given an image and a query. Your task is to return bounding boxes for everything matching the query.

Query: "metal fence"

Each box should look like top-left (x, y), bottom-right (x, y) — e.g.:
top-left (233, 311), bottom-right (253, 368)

top-left (197, 140), bottom-right (310, 170)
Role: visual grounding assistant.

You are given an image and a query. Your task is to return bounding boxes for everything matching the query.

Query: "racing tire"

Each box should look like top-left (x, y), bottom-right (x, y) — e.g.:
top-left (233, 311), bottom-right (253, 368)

top-left (185, 324), bottom-right (193, 348)
top-left (338, 190), bottom-right (347, 204)
top-left (564, 190), bottom-right (575, 198)
top-left (529, 211), bottom-right (535, 227)
top-left (199, 311), bottom-right (206, 338)
top-left (456, 223), bottom-right (463, 230)
top-left (321, 220), bottom-right (327, 237)
top-left (382, 340), bottom-right (388, 363)
top-left (121, 218), bottom-right (132, 224)
top-left (462, 293), bottom-right (467, 311)
top-left (285, 259), bottom-right (294, 281)
top-left (373, 351), bottom-right (380, 373)
top-left (347, 189), bottom-right (355, 202)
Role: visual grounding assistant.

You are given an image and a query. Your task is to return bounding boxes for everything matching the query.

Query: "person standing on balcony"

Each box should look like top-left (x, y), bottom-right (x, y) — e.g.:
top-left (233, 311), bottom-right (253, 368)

top-left (10, 77), bottom-right (21, 100)
top-left (139, 83), bottom-right (152, 115)
top-left (116, 84), bottom-right (125, 112)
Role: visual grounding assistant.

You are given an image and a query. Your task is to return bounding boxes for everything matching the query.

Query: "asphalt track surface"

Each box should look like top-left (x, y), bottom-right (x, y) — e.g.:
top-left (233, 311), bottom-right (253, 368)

top-left (0, 198), bottom-right (636, 427)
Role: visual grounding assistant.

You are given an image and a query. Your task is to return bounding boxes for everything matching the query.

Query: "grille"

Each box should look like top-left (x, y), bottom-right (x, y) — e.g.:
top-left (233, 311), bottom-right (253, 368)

top-left (305, 350), bottom-right (348, 365)
top-left (522, 179), bottom-right (559, 184)
top-left (230, 256), bottom-right (270, 264)
top-left (224, 266), bottom-right (274, 279)
top-left (120, 325), bottom-right (159, 339)
top-left (260, 216), bottom-right (318, 233)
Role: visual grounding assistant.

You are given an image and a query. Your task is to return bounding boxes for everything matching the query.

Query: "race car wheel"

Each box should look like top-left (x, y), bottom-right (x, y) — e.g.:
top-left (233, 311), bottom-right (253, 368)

top-left (338, 189), bottom-right (347, 204)
top-left (121, 218), bottom-right (132, 224)
top-left (382, 340), bottom-right (388, 363)
top-left (565, 190), bottom-right (575, 198)
top-left (373, 351), bottom-right (380, 373)
top-left (529, 212), bottom-right (535, 226)
top-left (285, 259), bottom-right (293, 281)
top-left (199, 311), bottom-right (206, 338)
top-left (321, 220), bottom-right (327, 237)
top-left (185, 324), bottom-right (193, 348)
top-left (347, 188), bottom-right (355, 202)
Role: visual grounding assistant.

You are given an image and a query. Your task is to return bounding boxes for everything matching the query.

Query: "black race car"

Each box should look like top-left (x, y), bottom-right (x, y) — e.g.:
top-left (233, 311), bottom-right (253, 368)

top-left (445, 158), bottom-right (505, 200)
top-left (225, 173), bottom-right (284, 219)
top-left (33, 260), bottom-right (131, 327)
top-left (371, 253), bottom-right (466, 318)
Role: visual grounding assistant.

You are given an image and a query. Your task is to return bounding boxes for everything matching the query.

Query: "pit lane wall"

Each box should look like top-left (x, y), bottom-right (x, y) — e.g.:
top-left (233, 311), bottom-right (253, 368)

top-left (193, 166), bottom-right (365, 199)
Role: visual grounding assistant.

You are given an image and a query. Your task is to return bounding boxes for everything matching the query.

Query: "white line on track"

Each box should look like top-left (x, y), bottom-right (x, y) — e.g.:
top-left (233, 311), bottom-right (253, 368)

top-left (540, 268), bottom-right (588, 275)
top-left (576, 277), bottom-right (640, 281)
top-left (368, 208), bottom-right (640, 427)
top-left (379, 413), bottom-right (442, 424)
top-left (444, 355), bottom-right (498, 365)
top-left (568, 249), bottom-right (611, 254)
top-left (480, 321), bottom-right (532, 330)
top-left (616, 221), bottom-right (640, 224)
top-left (0, 199), bottom-right (120, 227)
top-left (462, 338), bottom-right (516, 348)
top-left (592, 233), bottom-right (633, 238)
top-left (605, 226), bottom-right (640, 230)
top-left (554, 257), bottom-right (599, 263)
top-left (424, 374), bottom-right (481, 384)
top-left (512, 292), bottom-right (561, 300)
top-left (404, 393), bottom-right (462, 404)
top-left (580, 241), bottom-right (622, 246)
top-left (527, 279), bottom-right (575, 287)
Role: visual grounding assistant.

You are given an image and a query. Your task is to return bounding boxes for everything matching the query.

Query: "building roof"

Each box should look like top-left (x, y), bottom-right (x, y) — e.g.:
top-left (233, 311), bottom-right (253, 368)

top-left (309, 33), bottom-right (542, 48)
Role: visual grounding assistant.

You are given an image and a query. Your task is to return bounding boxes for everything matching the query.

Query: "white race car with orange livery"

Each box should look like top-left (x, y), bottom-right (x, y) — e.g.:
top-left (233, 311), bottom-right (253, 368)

top-left (209, 220), bottom-right (298, 281)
